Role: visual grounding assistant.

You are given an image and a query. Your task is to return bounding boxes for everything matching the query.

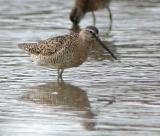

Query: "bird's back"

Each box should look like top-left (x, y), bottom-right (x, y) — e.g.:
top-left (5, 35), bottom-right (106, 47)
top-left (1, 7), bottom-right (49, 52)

top-left (18, 34), bottom-right (73, 55)
top-left (76, 0), bottom-right (111, 12)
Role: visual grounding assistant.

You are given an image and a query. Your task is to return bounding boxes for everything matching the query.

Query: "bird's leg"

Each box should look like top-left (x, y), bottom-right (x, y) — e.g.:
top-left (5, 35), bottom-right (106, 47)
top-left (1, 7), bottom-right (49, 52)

top-left (57, 69), bottom-right (60, 82)
top-left (59, 69), bottom-right (64, 79)
top-left (57, 69), bottom-right (64, 82)
top-left (106, 6), bottom-right (113, 35)
top-left (57, 69), bottom-right (60, 80)
top-left (91, 11), bottom-right (96, 26)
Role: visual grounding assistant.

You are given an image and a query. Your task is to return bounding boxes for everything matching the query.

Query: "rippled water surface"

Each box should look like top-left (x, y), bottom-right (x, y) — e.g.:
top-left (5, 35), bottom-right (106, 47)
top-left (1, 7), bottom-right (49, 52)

top-left (0, 0), bottom-right (160, 136)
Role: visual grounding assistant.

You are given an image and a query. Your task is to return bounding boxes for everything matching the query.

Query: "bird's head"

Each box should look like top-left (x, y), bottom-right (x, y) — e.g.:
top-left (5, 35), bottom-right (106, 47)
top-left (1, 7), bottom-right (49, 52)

top-left (79, 26), bottom-right (117, 60)
top-left (70, 7), bottom-right (84, 25)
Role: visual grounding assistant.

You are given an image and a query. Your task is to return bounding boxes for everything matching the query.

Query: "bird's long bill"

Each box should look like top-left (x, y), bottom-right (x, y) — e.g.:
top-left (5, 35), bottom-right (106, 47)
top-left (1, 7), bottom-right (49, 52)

top-left (94, 35), bottom-right (117, 60)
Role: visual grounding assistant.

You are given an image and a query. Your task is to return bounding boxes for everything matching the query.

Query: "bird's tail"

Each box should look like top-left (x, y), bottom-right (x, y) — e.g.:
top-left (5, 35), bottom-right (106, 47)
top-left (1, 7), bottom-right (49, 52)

top-left (17, 43), bottom-right (38, 55)
top-left (18, 43), bottom-right (35, 50)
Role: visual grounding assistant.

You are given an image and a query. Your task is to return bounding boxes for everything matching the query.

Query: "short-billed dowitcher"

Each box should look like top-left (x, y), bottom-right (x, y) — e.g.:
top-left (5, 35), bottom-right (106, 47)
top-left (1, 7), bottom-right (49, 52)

top-left (70, 0), bottom-right (112, 30)
top-left (18, 26), bottom-right (116, 80)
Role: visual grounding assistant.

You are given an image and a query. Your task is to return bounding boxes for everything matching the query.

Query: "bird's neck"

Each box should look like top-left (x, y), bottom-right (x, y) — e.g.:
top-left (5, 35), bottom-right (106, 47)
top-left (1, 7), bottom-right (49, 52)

top-left (79, 35), bottom-right (92, 46)
top-left (78, 37), bottom-right (93, 54)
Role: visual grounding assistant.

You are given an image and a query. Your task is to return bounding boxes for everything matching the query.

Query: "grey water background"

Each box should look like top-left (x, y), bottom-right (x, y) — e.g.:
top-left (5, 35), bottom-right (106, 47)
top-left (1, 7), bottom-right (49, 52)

top-left (0, 0), bottom-right (160, 136)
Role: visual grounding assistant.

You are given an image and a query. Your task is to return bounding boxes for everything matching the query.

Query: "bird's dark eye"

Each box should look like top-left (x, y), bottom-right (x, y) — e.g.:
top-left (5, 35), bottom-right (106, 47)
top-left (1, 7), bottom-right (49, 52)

top-left (89, 30), bottom-right (95, 36)
top-left (86, 26), bottom-right (99, 35)
top-left (89, 30), bottom-right (93, 34)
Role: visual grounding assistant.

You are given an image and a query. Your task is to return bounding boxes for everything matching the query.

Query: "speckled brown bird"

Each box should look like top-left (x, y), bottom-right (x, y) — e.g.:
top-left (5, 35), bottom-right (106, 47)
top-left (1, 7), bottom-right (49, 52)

top-left (18, 26), bottom-right (116, 80)
top-left (70, 0), bottom-right (112, 30)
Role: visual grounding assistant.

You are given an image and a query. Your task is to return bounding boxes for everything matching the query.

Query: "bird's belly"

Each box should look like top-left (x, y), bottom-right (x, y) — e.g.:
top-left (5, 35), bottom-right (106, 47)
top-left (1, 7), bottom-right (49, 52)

top-left (31, 54), bottom-right (59, 69)
top-left (31, 54), bottom-right (86, 69)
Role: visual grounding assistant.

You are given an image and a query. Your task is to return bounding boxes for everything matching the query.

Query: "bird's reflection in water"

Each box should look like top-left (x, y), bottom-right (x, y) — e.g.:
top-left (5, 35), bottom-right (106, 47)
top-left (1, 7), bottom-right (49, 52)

top-left (70, 25), bottom-right (117, 61)
top-left (22, 81), bottom-right (95, 130)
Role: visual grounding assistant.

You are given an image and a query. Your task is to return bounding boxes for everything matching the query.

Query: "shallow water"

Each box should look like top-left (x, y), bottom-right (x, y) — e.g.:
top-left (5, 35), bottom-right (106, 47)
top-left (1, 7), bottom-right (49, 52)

top-left (0, 0), bottom-right (160, 136)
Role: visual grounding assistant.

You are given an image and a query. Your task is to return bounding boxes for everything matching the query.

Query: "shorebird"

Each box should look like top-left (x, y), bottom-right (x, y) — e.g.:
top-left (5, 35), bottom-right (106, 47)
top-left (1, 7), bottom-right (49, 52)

top-left (70, 0), bottom-right (112, 30)
top-left (18, 26), bottom-right (117, 80)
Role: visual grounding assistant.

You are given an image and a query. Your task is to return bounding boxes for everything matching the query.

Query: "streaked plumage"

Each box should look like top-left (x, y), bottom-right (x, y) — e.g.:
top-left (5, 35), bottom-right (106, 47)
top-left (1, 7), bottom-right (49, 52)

top-left (18, 34), bottom-right (88, 69)
top-left (18, 26), bottom-right (116, 80)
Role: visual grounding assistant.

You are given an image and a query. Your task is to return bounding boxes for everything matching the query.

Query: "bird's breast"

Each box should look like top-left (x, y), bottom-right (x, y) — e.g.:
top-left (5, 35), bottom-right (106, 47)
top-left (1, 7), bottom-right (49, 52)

top-left (72, 45), bottom-right (90, 66)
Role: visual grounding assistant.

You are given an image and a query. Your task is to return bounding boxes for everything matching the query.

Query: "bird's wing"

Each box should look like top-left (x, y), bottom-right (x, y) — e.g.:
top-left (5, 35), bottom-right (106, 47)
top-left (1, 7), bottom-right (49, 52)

top-left (18, 34), bottom-right (77, 56)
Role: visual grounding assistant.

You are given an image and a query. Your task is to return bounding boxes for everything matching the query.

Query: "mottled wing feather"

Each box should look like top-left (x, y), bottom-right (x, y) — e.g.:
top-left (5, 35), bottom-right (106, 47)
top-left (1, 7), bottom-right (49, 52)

top-left (18, 43), bottom-right (40, 54)
top-left (47, 39), bottom-right (79, 65)
top-left (18, 34), bottom-right (78, 56)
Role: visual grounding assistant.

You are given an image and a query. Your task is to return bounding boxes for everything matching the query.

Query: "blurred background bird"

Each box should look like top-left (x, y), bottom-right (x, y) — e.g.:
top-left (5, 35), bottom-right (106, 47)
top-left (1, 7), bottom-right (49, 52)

top-left (70, 0), bottom-right (112, 31)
